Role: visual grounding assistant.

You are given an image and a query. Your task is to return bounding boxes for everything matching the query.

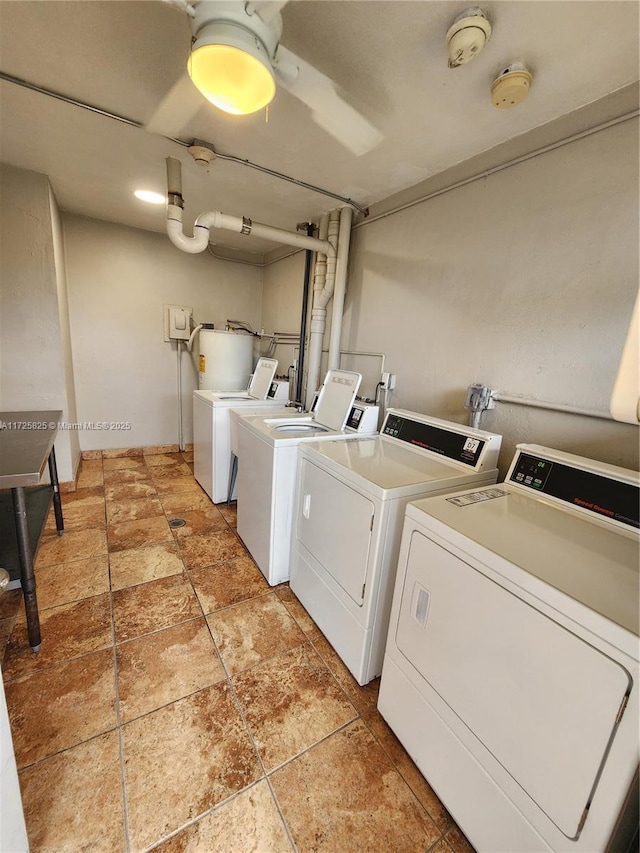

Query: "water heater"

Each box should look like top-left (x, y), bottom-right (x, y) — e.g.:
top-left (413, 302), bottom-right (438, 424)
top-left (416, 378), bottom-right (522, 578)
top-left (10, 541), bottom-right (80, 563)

top-left (198, 329), bottom-right (254, 391)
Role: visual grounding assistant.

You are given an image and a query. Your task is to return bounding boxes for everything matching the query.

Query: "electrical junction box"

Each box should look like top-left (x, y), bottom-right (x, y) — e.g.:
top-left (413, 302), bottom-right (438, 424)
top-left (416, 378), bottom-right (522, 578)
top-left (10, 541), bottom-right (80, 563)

top-left (164, 304), bottom-right (192, 342)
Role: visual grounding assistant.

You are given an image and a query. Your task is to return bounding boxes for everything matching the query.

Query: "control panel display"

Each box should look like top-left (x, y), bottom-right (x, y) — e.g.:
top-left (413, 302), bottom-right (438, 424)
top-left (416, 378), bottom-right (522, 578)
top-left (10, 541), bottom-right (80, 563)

top-left (345, 406), bottom-right (363, 430)
top-left (510, 453), bottom-right (639, 529)
top-left (382, 414), bottom-right (485, 467)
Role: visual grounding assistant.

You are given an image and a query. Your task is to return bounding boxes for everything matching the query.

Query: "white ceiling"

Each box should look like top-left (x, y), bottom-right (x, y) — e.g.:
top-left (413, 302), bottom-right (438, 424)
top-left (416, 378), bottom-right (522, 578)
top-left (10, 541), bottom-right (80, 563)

top-left (0, 1), bottom-right (638, 255)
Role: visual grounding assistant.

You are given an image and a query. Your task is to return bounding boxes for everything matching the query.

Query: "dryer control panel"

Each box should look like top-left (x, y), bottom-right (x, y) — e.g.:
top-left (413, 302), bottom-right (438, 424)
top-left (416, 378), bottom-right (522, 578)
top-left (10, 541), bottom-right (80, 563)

top-left (510, 450), bottom-right (639, 529)
top-left (382, 413), bottom-right (485, 467)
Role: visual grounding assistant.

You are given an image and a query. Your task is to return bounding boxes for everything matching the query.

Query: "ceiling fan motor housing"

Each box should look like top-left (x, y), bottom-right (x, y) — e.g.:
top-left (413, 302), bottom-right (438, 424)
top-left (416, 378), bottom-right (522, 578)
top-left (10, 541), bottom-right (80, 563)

top-left (191, 1), bottom-right (282, 60)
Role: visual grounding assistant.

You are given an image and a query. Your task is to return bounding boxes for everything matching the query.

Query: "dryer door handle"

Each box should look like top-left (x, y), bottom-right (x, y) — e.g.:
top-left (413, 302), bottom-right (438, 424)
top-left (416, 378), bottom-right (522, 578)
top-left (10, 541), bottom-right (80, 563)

top-left (302, 493), bottom-right (311, 519)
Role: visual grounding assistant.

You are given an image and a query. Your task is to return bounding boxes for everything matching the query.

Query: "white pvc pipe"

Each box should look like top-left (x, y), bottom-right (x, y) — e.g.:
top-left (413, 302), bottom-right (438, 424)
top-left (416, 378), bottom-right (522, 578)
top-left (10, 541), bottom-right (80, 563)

top-left (328, 206), bottom-right (353, 369)
top-left (305, 211), bottom-right (339, 407)
top-left (165, 159), bottom-right (335, 257)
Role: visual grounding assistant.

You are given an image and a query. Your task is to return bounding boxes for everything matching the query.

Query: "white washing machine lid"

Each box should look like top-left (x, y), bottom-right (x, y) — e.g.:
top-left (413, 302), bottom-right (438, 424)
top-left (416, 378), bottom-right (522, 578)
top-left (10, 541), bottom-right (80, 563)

top-left (407, 446), bottom-right (639, 642)
top-left (241, 369), bottom-right (361, 444)
top-left (193, 358), bottom-right (278, 405)
top-left (298, 436), bottom-right (494, 500)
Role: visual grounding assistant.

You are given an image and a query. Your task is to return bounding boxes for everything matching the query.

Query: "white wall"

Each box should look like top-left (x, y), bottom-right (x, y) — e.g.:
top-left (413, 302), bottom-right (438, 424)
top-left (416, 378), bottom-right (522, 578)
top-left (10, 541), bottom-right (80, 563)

top-left (260, 250), bottom-right (306, 386)
top-left (272, 118), bottom-right (640, 475)
top-left (63, 214), bottom-right (263, 451)
top-left (0, 163), bottom-right (80, 482)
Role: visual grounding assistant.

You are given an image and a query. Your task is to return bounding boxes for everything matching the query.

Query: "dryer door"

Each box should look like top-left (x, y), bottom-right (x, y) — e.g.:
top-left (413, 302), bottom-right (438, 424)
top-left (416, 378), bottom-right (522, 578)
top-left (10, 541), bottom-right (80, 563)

top-left (395, 529), bottom-right (631, 840)
top-left (296, 458), bottom-right (374, 605)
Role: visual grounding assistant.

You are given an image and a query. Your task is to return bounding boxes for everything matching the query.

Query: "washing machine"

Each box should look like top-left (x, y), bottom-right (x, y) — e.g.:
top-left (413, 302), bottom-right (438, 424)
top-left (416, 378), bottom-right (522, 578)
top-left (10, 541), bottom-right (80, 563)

top-left (289, 410), bottom-right (503, 685)
top-left (227, 404), bottom-right (306, 505)
top-left (236, 369), bottom-right (378, 585)
top-left (378, 444), bottom-right (639, 853)
top-left (193, 357), bottom-right (289, 503)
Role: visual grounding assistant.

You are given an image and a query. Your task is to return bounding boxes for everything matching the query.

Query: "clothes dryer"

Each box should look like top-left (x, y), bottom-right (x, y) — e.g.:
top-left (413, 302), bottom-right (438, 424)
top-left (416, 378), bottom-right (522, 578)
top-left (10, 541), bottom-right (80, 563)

top-left (193, 357), bottom-right (288, 503)
top-left (289, 409), bottom-right (502, 685)
top-left (379, 444), bottom-right (639, 853)
top-left (236, 369), bottom-right (378, 585)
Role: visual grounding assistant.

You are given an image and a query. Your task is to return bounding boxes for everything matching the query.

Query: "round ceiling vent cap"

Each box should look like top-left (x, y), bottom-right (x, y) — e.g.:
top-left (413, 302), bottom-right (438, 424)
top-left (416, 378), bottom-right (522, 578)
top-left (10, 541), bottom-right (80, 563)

top-left (491, 62), bottom-right (533, 108)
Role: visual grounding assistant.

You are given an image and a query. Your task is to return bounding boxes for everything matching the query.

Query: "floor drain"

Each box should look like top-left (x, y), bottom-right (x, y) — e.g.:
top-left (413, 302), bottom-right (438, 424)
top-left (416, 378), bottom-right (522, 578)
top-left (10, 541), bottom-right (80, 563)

top-left (168, 518), bottom-right (186, 528)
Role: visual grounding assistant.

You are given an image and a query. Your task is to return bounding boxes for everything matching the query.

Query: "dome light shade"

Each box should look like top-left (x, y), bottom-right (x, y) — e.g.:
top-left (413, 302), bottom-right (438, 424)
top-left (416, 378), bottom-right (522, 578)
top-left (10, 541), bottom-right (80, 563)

top-left (188, 23), bottom-right (276, 116)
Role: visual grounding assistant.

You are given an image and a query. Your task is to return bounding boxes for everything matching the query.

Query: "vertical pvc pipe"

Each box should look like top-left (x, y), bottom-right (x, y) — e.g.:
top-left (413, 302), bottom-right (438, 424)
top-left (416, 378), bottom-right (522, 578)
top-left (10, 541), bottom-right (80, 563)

top-left (305, 213), bottom-right (332, 408)
top-left (327, 206), bottom-right (353, 370)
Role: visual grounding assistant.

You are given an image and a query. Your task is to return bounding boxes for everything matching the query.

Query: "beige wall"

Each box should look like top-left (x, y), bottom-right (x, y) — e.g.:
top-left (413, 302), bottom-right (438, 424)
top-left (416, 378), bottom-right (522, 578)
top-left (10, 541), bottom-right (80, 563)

top-left (0, 163), bottom-right (80, 482)
top-left (62, 214), bottom-right (263, 451)
top-left (274, 118), bottom-right (640, 475)
top-left (260, 250), bottom-right (306, 385)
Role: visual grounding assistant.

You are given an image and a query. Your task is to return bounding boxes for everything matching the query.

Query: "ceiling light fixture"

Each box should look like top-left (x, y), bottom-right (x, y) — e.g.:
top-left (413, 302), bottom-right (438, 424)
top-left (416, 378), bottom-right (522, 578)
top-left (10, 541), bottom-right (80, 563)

top-left (134, 189), bottom-right (166, 204)
top-left (187, 11), bottom-right (280, 116)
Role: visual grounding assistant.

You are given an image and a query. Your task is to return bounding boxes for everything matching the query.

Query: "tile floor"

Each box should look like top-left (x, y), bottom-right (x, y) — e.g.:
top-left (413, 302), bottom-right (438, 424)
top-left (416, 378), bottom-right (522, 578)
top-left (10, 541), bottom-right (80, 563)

top-left (1, 449), bottom-right (475, 853)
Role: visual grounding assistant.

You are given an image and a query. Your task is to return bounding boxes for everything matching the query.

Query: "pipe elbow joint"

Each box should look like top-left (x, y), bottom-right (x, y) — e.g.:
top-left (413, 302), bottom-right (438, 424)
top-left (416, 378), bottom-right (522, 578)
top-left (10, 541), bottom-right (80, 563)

top-left (166, 219), bottom-right (209, 254)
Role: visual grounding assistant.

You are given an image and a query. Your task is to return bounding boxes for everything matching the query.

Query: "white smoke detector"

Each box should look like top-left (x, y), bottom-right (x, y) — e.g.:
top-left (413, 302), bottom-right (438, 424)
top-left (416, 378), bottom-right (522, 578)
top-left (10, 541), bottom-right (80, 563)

top-left (446, 7), bottom-right (492, 68)
top-left (188, 144), bottom-right (216, 167)
top-left (491, 62), bottom-right (533, 108)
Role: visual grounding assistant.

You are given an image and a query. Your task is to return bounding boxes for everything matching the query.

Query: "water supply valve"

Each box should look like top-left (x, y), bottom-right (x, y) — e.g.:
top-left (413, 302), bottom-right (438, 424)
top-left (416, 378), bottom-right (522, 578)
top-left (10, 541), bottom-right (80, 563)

top-left (464, 383), bottom-right (496, 428)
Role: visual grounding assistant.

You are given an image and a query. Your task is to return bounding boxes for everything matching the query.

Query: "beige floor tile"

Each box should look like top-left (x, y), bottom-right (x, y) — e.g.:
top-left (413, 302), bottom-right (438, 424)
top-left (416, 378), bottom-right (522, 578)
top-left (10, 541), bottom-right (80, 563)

top-left (117, 618), bottom-right (225, 722)
top-left (123, 683), bottom-right (262, 851)
top-left (156, 781), bottom-right (292, 853)
top-left (445, 826), bottom-right (477, 853)
top-left (181, 450), bottom-right (194, 462)
top-left (207, 593), bottom-right (306, 676)
top-left (112, 573), bottom-right (201, 643)
top-left (35, 554), bottom-right (110, 611)
top-left (0, 617), bottom-right (16, 666)
top-left (36, 527), bottom-right (108, 567)
top-left (233, 643), bottom-right (357, 772)
top-left (275, 586), bottom-right (318, 635)
top-left (143, 444), bottom-right (179, 455)
top-left (218, 504), bottom-right (237, 527)
top-left (102, 447), bottom-right (143, 458)
top-left (309, 630), bottom-right (380, 716)
top-left (106, 495), bottom-right (165, 525)
top-left (3, 593), bottom-right (113, 679)
top-left (190, 556), bottom-right (269, 613)
top-left (361, 708), bottom-right (453, 833)
top-left (81, 450), bottom-right (103, 460)
top-left (5, 648), bottom-right (117, 767)
top-left (19, 730), bottom-right (126, 852)
top-left (107, 515), bottom-right (173, 552)
top-left (78, 458), bottom-right (104, 471)
top-left (62, 485), bottom-right (106, 505)
top-left (105, 480), bottom-right (158, 502)
top-left (170, 506), bottom-right (229, 538)
top-left (0, 588), bottom-right (22, 620)
top-left (103, 456), bottom-right (146, 471)
top-left (160, 491), bottom-right (215, 515)
top-left (109, 542), bottom-right (183, 591)
top-left (76, 468), bottom-right (104, 489)
top-left (179, 530), bottom-right (247, 570)
top-left (270, 721), bottom-right (441, 853)
top-left (145, 452), bottom-right (185, 467)
top-left (150, 461), bottom-right (194, 479)
top-left (103, 467), bottom-right (152, 485)
top-left (45, 501), bottom-right (106, 533)
top-left (154, 476), bottom-right (201, 495)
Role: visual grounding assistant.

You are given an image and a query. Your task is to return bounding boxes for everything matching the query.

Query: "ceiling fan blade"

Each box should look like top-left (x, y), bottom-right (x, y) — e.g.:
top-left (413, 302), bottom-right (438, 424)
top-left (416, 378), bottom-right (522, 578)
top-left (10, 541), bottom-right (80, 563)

top-left (274, 45), bottom-right (383, 156)
top-left (146, 72), bottom-right (205, 138)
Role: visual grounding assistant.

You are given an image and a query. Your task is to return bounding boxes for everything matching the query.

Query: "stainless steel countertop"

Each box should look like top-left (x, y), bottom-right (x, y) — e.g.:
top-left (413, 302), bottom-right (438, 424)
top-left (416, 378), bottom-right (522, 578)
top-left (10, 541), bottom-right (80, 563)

top-left (0, 412), bottom-right (62, 488)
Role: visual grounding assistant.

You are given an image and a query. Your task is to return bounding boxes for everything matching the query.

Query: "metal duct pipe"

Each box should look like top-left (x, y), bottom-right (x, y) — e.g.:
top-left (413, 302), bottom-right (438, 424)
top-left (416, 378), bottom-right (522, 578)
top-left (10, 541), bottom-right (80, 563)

top-left (296, 223), bottom-right (315, 407)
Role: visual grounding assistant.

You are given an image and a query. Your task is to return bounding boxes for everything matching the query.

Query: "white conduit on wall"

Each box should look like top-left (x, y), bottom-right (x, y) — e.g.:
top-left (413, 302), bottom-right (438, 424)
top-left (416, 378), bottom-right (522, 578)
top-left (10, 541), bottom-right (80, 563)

top-left (492, 391), bottom-right (613, 421)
